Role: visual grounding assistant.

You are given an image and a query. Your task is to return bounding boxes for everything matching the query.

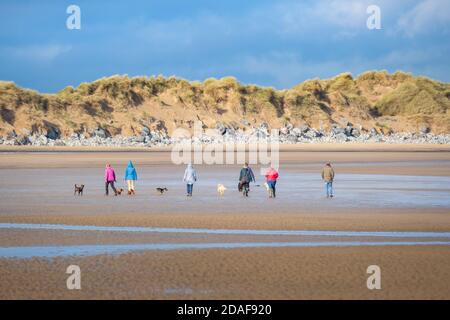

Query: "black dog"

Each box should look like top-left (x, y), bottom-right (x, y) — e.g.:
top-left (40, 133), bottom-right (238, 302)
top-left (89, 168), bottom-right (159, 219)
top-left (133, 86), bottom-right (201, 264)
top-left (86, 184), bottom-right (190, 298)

top-left (156, 187), bottom-right (168, 194)
top-left (74, 184), bottom-right (85, 196)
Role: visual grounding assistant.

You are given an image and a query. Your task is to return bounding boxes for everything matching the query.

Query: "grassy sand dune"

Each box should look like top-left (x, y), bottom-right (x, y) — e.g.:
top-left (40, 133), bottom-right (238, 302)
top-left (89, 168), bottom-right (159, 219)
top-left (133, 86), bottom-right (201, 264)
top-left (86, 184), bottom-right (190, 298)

top-left (1, 71), bottom-right (449, 139)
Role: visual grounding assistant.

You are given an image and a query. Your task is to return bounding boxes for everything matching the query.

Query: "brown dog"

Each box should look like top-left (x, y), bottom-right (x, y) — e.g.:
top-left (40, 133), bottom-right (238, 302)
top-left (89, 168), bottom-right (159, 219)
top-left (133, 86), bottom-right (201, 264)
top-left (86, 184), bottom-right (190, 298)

top-left (74, 184), bottom-right (84, 196)
top-left (117, 188), bottom-right (124, 195)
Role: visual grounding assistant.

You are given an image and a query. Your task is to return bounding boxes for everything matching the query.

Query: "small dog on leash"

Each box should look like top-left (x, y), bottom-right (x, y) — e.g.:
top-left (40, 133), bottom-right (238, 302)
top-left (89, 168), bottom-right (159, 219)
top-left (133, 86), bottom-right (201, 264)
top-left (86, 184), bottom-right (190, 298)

top-left (74, 184), bottom-right (84, 196)
top-left (156, 187), bottom-right (168, 194)
top-left (263, 182), bottom-right (270, 192)
top-left (217, 184), bottom-right (227, 196)
top-left (117, 188), bottom-right (124, 195)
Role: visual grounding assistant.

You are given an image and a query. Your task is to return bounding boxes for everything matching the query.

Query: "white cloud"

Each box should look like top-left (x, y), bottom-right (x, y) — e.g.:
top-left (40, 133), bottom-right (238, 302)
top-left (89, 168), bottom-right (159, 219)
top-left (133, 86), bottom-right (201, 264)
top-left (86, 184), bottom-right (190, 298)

top-left (268, 0), bottom-right (388, 36)
top-left (240, 52), bottom-right (346, 88)
top-left (239, 45), bottom-right (450, 88)
top-left (381, 48), bottom-right (444, 65)
top-left (311, 0), bottom-right (369, 28)
top-left (5, 44), bottom-right (72, 62)
top-left (397, 0), bottom-right (450, 36)
top-left (133, 13), bottom-right (231, 53)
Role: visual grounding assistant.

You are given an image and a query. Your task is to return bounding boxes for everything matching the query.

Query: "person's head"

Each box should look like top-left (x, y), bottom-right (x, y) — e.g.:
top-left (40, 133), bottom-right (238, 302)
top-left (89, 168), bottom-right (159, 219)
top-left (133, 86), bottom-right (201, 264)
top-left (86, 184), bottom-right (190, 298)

top-left (128, 160), bottom-right (134, 167)
top-left (106, 163), bottom-right (111, 168)
top-left (187, 163), bottom-right (193, 168)
top-left (244, 162), bottom-right (249, 168)
top-left (326, 162), bottom-right (331, 167)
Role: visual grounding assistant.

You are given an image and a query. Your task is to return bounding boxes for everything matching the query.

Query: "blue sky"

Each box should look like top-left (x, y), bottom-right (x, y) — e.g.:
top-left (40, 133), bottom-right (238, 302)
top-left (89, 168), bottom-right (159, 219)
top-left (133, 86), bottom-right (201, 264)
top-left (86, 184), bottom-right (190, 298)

top-left (0, 0), bottom-right (449, 92)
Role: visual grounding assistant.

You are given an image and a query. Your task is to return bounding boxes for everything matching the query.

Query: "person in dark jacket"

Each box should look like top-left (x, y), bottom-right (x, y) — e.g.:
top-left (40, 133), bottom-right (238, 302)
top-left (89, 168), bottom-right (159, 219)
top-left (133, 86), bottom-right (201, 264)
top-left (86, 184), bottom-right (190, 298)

top-left (238, 162), bottom-right (256, 197)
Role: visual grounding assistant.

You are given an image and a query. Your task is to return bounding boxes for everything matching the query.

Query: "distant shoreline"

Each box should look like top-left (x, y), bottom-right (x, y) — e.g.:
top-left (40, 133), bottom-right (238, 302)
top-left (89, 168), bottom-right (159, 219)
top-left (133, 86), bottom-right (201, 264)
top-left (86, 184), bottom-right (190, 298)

top-left (1, 143), bottom-right (450, 153)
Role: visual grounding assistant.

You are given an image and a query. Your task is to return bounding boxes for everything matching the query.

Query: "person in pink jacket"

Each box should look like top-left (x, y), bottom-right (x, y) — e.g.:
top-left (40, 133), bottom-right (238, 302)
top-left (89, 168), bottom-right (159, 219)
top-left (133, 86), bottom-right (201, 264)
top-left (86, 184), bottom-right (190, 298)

top-left (104, 164), bottom-right (118, 196)
top-left (265, 166), bottom-right (279, 198)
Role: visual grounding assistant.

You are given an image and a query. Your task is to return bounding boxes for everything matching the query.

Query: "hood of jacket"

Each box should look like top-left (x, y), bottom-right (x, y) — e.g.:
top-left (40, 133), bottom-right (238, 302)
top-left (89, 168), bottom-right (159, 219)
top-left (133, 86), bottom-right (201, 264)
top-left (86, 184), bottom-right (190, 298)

top-left (184, 164), bottom-right (197, 183)
top-left (124, 161), bottom-right (137, 180)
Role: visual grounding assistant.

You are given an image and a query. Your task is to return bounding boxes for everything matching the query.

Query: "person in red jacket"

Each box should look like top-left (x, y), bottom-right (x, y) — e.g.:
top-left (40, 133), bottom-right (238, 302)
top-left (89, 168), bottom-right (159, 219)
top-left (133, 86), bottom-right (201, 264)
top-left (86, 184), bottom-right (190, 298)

top-left (104, 164), bottom-right (118, 196)
top-left (265, 166), bottom-right (279, 198)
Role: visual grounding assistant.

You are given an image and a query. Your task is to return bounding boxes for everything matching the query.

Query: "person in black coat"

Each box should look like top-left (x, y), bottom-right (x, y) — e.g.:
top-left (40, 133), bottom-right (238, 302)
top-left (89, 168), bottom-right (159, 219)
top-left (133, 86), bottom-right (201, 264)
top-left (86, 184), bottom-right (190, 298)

top-left (238, 162), bottom-right (256, 196)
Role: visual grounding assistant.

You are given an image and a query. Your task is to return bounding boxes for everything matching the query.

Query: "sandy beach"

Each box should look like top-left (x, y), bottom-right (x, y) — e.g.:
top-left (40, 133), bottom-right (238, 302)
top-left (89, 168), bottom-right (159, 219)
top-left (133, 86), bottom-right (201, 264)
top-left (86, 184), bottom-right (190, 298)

top-left (0, 144), bottom-right (449, 299)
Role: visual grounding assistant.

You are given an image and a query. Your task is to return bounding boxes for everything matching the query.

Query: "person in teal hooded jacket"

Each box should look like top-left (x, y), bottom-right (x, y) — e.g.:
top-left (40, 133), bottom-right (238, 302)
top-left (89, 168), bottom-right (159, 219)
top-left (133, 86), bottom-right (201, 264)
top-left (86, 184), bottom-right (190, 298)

top-left (124, 161), bottom-right (138, 195)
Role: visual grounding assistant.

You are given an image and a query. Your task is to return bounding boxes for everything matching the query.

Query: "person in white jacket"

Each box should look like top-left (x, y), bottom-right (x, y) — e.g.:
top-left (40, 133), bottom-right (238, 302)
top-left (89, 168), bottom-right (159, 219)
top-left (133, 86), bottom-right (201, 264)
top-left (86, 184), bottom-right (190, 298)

top-left (183, 163), bottom-right (198, 197)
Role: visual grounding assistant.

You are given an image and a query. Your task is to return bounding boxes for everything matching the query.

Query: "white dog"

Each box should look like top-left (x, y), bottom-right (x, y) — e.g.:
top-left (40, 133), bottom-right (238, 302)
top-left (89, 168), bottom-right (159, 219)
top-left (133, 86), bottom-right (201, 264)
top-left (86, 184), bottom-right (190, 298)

top-left (263, 182), bottom-right (270, 192)
top-left (217, 184), bottom-right (227, 196)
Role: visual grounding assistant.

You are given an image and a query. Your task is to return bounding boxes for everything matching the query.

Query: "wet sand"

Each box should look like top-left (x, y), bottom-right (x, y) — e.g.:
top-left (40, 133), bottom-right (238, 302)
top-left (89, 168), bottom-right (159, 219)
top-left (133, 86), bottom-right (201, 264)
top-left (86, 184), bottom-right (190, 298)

top-left (0, 145), bottom-right (449, 299)
top-left (1, 246), bottom-right (449, 300)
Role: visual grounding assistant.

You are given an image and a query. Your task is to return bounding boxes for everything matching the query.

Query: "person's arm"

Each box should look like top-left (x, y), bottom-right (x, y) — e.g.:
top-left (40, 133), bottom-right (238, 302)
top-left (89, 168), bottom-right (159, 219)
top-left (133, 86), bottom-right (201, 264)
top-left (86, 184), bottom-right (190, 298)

top-left (194, 170), bottom-right (198, 181)
top-left (250, 168), bottom-right (255, 182)
top-left (331, 169), bottom-right (335, 180)
top-left (113, 170), bottom-right (116, 182)
top-left (321, 169), bottom-right (324, 180)
top-left (183, 169), bottom-right (187, 182)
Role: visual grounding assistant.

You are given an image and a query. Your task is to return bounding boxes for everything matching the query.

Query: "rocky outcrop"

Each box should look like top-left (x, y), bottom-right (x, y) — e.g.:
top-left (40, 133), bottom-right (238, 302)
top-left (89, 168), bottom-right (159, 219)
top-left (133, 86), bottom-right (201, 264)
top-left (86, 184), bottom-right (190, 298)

top-left (2, 123), bottom-right (449, 147)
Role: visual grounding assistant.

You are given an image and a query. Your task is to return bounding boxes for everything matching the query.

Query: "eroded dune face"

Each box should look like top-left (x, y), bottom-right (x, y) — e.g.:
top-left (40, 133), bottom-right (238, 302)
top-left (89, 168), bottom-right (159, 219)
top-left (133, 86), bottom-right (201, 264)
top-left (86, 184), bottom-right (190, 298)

top-left (1, 71), bottom-right (449, 141)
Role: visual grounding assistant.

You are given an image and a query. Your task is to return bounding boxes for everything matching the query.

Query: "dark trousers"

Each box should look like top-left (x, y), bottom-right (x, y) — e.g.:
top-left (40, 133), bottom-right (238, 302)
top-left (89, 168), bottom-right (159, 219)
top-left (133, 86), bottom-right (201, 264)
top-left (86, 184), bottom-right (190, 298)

top-left (267, 180), bottom-right (276, 197)
top-left (239, 181), bottom-right (250, 196)
top-left (105, 181), bottom-right (117, 195)
top-left (186, 183), bottom-right (193, 195)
